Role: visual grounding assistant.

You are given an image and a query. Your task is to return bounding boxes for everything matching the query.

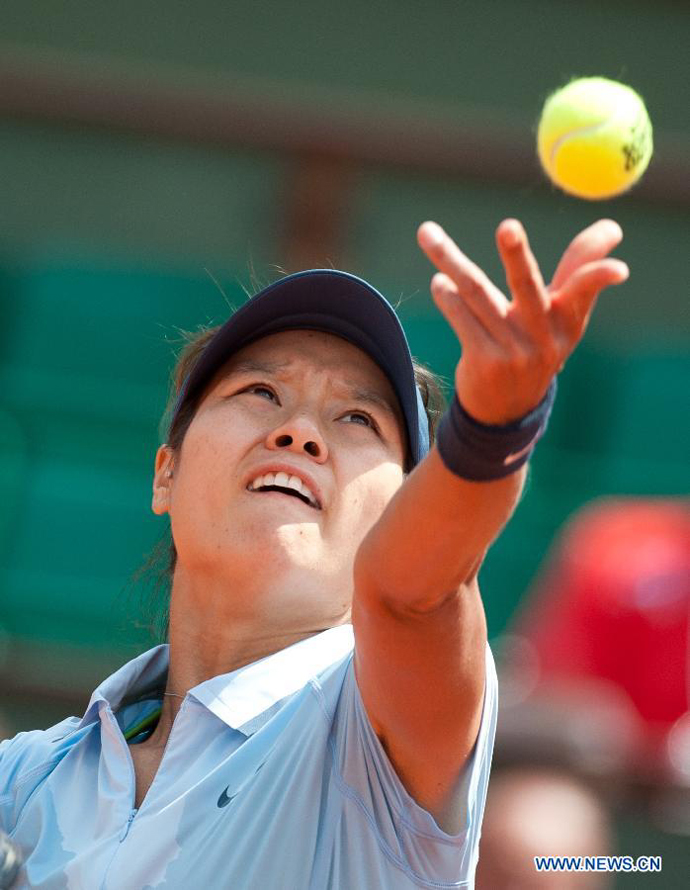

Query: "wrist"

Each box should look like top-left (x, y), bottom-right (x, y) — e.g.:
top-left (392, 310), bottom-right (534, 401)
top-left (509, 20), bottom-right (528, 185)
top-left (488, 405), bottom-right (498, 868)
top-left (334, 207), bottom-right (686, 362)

top-left (436, 378), bottom-right (557, 481)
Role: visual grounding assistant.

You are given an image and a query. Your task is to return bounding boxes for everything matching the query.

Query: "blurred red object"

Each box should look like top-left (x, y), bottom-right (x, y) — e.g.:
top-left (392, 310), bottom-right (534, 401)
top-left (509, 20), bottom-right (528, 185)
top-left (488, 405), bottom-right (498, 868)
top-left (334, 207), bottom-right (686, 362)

top-left (507, 498), bottom-right (690, 788)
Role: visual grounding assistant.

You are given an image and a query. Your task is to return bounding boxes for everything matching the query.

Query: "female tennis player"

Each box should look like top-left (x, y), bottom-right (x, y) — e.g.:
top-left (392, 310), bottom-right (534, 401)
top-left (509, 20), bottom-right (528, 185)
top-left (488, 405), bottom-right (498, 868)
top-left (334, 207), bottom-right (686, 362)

top-left (0, 217), bottom-right (627, 889)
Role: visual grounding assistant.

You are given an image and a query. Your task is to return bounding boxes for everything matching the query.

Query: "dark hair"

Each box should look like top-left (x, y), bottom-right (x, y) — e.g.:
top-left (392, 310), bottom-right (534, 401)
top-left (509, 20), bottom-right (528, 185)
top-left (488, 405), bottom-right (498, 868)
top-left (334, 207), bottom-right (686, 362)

top-left (135, 322), bottom-right (448, 642)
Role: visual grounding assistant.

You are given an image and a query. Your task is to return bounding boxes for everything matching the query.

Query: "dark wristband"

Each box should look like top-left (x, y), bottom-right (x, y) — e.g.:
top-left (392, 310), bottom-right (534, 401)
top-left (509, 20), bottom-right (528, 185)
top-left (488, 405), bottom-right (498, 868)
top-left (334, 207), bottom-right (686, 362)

top-left (436, 378), bottom-right (557, 481)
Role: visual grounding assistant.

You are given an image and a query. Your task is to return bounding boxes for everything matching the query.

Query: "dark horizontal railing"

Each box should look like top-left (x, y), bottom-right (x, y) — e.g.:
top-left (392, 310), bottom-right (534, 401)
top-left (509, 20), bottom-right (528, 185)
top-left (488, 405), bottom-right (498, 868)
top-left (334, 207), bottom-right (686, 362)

top-left (0, 45), bottom-right (687, 205)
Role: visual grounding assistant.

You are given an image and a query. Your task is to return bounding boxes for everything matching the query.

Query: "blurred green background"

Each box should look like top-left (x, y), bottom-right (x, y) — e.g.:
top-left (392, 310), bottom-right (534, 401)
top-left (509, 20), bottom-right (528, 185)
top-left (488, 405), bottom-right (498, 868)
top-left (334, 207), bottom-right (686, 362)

top-left (0, 1), bottom-right (688, 884)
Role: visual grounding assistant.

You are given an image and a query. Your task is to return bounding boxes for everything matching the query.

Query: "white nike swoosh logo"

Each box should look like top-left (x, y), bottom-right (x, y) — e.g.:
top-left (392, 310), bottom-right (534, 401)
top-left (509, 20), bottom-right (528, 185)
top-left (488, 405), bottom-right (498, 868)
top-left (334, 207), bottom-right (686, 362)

top-left (503, 438), bottom-right (537, 465)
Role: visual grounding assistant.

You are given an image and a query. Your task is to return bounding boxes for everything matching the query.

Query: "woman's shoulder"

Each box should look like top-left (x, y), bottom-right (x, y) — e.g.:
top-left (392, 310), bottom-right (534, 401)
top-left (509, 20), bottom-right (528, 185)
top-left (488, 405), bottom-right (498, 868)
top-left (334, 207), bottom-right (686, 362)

top-left (0, 715), bottom-right (88, 790)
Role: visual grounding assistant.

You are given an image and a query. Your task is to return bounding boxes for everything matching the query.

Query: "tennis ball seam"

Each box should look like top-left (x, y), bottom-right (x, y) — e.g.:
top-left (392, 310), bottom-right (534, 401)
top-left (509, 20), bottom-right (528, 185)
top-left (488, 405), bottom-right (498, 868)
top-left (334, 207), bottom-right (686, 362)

top-left (548, 119), bottom-right (610, 168)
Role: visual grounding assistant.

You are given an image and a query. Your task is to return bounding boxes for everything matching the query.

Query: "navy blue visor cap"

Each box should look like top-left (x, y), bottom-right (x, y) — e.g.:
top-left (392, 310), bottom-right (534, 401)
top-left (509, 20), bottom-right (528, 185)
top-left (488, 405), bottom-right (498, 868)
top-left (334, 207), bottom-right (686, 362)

top-left (169, 269), bottom-right (430, 467)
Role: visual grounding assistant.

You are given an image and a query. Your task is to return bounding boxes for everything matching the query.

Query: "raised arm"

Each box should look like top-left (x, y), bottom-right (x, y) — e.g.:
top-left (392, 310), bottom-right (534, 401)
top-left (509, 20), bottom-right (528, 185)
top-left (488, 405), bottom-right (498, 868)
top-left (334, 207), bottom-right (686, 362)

top-left (352, 218), bottom-right (628, 833)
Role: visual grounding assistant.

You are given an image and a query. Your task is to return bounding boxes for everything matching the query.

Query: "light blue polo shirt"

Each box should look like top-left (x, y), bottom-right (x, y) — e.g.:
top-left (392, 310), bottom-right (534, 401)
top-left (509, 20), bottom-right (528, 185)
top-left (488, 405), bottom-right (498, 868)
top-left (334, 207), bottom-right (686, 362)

top-left (0, 625), bottom-right (497, 889)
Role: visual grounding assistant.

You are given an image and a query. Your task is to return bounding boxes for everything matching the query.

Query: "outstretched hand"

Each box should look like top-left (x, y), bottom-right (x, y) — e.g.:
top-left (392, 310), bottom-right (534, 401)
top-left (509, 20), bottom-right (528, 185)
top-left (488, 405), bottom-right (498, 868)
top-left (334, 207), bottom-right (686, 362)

top-left (417, 218), bottom-right (629, 425)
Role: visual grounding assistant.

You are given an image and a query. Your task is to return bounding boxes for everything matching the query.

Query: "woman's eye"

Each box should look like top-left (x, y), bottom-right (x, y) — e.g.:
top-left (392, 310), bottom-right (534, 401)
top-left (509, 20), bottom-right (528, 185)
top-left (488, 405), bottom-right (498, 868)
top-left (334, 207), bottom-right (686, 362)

top-left (343, 411), bottom-right (377, 430)
top-left (246, 385), bottom-right (277, 401)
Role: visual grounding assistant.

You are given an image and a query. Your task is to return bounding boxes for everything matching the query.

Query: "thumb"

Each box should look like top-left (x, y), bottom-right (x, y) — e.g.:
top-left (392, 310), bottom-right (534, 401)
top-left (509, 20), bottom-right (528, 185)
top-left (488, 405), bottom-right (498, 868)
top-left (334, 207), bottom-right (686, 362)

top-left (551, 258), bottom-right (629, 342)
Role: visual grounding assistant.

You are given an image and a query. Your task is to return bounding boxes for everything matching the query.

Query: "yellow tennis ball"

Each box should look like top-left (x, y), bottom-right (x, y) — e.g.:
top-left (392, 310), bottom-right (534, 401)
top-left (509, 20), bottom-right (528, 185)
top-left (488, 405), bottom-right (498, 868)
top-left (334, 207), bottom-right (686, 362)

top-left (537, 77), bottom-right (653, 200)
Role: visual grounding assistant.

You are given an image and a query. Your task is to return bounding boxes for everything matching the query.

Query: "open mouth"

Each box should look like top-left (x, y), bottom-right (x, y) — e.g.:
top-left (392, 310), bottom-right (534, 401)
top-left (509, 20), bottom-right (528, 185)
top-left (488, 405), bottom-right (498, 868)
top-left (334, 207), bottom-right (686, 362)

top-left (246, 471), bottom-right (321, 510)
top-left (247, 484), bottom-right (318, 509)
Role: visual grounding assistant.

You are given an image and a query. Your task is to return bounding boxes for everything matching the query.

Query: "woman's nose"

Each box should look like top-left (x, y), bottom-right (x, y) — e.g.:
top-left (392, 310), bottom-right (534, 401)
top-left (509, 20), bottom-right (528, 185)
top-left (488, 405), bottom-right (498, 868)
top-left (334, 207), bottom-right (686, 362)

top-left (265, 414), bottom-right (328, 461)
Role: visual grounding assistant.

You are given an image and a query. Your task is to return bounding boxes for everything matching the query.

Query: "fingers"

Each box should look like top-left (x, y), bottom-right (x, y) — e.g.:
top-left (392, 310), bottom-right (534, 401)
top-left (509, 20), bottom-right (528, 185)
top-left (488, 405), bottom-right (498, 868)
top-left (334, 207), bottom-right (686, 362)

top-left (551, 257), bottom-right (629, 341)
top-left (419, 218), bottom-right (629, 366)
top-left (550, 219), bottom-right (624, 292)
top-left (430, 272), bottom-right (494, 351)
top-left (495, 219), bottom-right (550, 322)
top-left (418, 221), bottom-right (511, 340)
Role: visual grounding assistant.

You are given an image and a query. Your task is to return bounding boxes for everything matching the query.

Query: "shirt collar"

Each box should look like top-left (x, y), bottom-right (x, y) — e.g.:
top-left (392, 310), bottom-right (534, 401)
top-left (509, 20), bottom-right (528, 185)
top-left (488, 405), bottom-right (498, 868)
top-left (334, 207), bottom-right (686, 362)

top-left (192, 624), bottom-right (354, 735)
top-left (79, 625), bottom-right (354, 737)
top-left (78, 644), bottom-right (170, 729)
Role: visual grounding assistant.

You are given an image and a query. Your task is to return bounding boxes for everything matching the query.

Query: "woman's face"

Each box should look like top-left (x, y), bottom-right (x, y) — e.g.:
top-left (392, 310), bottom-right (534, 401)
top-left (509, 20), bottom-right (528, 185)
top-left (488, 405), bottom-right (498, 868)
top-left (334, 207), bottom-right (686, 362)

top-left (152, 330), bottom-right (407, 624)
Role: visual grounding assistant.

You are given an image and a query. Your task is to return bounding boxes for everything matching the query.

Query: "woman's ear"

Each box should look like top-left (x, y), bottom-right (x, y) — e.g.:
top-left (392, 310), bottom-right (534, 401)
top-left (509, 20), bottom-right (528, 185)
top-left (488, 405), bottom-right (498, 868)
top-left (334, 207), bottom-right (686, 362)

top-left (152, 444), bottom-right (175, 515)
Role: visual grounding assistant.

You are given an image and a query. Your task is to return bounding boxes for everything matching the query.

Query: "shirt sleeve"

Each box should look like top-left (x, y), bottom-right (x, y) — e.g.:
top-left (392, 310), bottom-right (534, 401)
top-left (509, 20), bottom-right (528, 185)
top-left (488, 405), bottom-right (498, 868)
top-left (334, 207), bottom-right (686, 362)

top-left (0, 717), bottom-right (83, 834)
top-left (329, 642), bottom-right (498, 886)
